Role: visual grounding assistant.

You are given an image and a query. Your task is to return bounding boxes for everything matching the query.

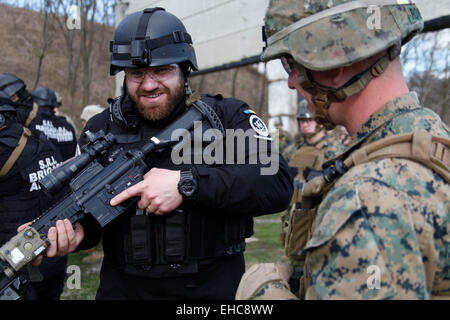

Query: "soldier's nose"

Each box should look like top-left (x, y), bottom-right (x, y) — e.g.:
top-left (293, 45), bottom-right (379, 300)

top-left (139, 75), bottom-right (159, 91)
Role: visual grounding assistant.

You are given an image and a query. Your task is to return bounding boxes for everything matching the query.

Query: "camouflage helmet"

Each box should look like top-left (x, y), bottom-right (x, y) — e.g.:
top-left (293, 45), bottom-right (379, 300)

top-left (262, 0), bottom-right (423, 130)
top-left (262, 0), bottom-right (423, 70)
top-left (296, 99), bottom-right (313, 120)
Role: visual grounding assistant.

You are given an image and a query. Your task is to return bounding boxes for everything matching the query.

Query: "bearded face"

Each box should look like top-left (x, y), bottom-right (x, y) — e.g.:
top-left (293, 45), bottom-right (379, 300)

top-left (125, 65), bottom-right (185, 122)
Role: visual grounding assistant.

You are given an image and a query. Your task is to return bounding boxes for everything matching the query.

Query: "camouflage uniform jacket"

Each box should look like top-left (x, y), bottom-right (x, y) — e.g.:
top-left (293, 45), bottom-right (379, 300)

top-left (302, 92), bottom-right (450, 299)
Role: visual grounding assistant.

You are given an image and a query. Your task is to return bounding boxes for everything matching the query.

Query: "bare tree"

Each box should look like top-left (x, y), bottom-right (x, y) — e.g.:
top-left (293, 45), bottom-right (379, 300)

top-left (401, 29), bottom-right (450, 123)
top-left (79, 0), bottom-right (97, 107)
top-left (8, 0), bottom-right (57, 90)
top-left (32, 0), bottom-right (55, 90)
top-left (50, 0), bottom-right (114, 110)
top-left (51, 0), bottom-right (82, 109)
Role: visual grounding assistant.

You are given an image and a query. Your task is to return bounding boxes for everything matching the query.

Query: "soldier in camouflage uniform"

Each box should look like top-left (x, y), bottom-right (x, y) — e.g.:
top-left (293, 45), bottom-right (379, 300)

top-left (236, 0), bottom-right (449, 300)
top-left (272, 117), bottom-right (293, 155)
top-left (237, 101), bottom-right (346, 300)
top-left (283, 99), bottom-right (344, 168)
top-left (280, 99), bottom-right (344, 274)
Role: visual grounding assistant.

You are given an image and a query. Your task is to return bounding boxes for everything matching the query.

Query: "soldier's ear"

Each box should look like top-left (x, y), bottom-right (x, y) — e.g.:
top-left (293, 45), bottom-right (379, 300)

top-left (329, 67), bottom-right (345, 86)
top-left (309, 67), bottom-right (345, 87)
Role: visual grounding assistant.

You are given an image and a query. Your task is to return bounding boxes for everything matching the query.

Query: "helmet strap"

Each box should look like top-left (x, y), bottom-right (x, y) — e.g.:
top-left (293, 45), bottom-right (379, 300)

top-left (296, 42), bottom-right (401, 130)
top-left (184, 74), bottom-right (191, 97)
top-left (297, 68), bottom-right (336, 130)
top-left (183, 74), bottom-right (201, 107)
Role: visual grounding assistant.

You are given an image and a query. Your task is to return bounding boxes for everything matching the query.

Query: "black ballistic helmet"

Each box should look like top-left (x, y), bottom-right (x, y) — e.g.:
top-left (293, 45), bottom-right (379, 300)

top-left (110, 7), bottom-right (198, 76)
top-left (32, 87), bottom-right (58, 108)
top-left (0, 90), bottom-right (17, 127)
top-left (0, 73), bottom-right (26, 98)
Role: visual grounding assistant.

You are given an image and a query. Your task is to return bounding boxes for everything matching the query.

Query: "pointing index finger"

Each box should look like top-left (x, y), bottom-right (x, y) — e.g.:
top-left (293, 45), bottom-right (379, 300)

top-left (110, 180), bottom-right (144, 206)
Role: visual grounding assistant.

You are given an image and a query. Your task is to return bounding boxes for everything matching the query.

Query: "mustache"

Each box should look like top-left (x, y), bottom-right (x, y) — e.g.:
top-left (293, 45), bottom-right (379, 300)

top-left (137, 89), bottom-right (166, 96)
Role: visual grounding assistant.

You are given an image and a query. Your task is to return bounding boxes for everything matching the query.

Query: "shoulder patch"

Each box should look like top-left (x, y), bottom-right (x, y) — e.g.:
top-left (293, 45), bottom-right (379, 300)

top-left (249, 114), bottom-right (269, 137)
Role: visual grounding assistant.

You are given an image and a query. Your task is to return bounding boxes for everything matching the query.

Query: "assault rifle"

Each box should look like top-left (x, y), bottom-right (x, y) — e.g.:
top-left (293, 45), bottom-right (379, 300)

top-left (0, 98), bottom-right (224, 299)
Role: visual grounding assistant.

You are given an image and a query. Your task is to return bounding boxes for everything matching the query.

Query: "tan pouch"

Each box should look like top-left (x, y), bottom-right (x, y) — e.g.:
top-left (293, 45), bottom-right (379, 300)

top-left (285, 206), bottom-right (316, 261)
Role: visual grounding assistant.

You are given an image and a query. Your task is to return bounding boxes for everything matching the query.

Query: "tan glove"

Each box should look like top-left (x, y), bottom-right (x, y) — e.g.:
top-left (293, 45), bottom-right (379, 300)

top-left (235, 262), bottom-right (298, 300)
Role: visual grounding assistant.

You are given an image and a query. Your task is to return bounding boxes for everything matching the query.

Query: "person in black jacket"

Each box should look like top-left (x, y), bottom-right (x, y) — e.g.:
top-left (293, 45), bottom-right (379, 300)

top-left (0, 75), bottom-right (77, 161)
top-left (0, 93), bottom-right (66, 300)
top-left (30, 7), bottom-right (293, 300)
top-left (31, 87), bottom-right (77, 161)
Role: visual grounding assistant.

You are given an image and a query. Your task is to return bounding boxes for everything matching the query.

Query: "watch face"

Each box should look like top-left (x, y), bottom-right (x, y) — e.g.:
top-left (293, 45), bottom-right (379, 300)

top-left (180, 179), bottom-right (196, 196)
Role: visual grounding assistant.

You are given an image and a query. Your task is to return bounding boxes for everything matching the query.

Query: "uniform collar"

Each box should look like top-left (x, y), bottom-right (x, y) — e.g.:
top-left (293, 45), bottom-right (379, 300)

top-left (321, 92), bottom-right (422, 168)
top-left (351, 92), bottom-right (421, 144)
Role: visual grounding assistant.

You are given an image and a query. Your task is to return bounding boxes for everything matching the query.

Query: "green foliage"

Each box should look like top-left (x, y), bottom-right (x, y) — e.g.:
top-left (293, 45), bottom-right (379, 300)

top-left (244, 212), bottom-right (289, 267)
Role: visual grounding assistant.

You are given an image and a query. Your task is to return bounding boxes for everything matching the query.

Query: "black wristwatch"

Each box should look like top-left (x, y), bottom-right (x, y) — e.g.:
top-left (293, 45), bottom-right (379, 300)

top-left (177, 169), bottom-right (198, 201)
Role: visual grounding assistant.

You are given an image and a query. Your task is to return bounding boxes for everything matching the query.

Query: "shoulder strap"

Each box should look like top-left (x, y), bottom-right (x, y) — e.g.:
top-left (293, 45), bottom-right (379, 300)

top-left (303, 131), bottom-right (450, 198)
top-left (0, 127), bottom-right (31, 177)
top-left (344, 131), bottom-right (449, 183)
top-left (24, 102), bottom-right (38, 128)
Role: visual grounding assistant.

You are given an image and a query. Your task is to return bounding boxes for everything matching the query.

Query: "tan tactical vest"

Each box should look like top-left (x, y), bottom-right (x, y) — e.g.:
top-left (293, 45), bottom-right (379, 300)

top-left (288, 139), bottom-right (328, 180)
top-left (289, 131), bottom-right (449, 299)
top-left (281, 139), bottom-right (329, 256)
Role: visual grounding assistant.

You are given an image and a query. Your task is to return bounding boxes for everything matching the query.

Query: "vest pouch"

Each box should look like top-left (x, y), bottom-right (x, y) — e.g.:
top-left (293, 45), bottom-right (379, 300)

top-left (130, 213), bottom-right (153, 266)
top-left (285, 200), bottom-right (317, 262)
top-left (164, 209), bottom-right (186, 263)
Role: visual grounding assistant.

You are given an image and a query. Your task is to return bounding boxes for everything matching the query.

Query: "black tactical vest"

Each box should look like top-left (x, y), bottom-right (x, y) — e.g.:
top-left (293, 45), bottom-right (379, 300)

top-left (91, 96), bottom-right (253, 278)
top-left (29, 106), bottom-right (77, 161)
top-left (0, 122), bottom-right (64, 245)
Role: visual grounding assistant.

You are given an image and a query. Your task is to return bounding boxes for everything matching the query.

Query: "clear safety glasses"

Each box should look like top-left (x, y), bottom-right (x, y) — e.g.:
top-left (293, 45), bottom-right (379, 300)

top-left (124, 64), bottom-right (179, 83)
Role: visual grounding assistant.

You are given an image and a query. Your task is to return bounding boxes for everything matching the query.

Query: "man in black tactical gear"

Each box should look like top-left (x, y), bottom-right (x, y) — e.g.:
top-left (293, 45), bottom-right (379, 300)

top-left (31, 87), bottom-right (77, 161)
top-left (34, 8), bottom-right (293, 299)
top-left (0, 76), bottom-right (75, 300)
top-left (0, 73), bottom-right (31, 104)
top-left (0, 75), bottom-right (77, 161)
top-left (0, 92), bottom-right (66, 300)
top-left (0, 73), bottom-right (35, 127)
